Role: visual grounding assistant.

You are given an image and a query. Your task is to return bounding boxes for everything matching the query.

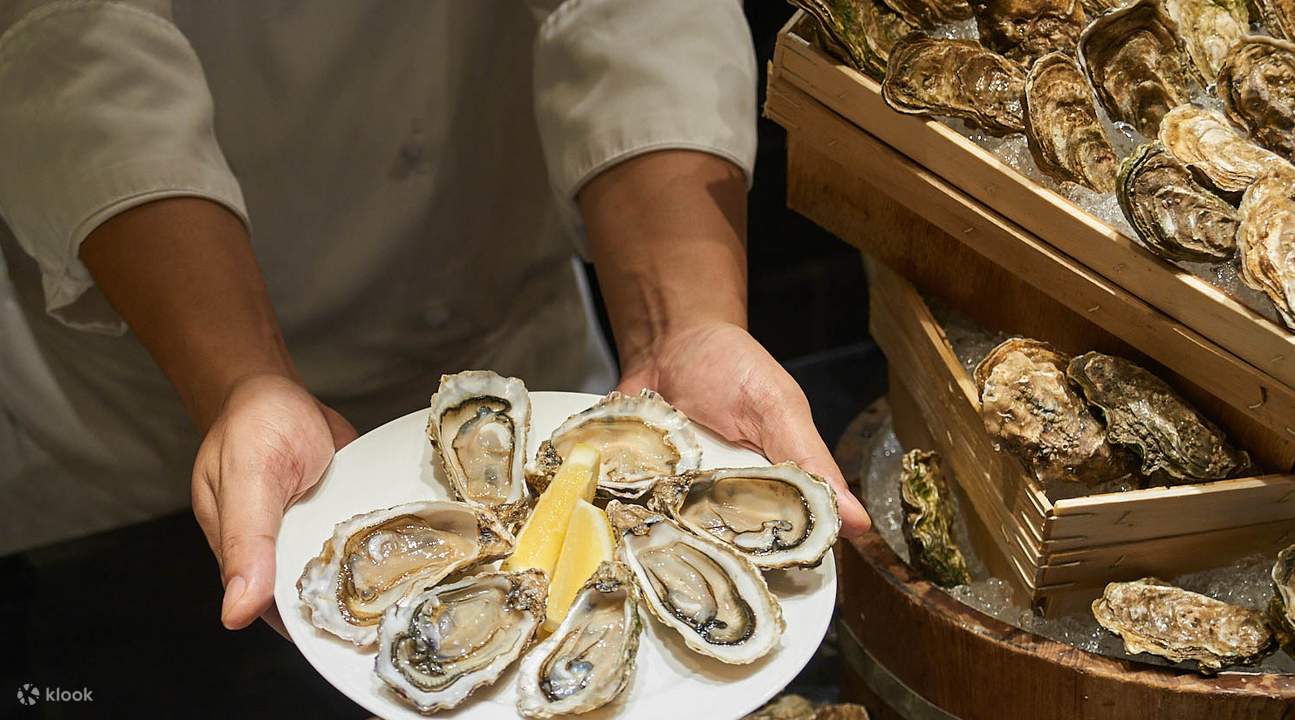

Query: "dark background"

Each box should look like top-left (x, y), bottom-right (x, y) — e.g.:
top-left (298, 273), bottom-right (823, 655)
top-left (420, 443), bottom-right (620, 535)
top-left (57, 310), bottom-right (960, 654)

top-left (2, 5), bottom-right (884, 717)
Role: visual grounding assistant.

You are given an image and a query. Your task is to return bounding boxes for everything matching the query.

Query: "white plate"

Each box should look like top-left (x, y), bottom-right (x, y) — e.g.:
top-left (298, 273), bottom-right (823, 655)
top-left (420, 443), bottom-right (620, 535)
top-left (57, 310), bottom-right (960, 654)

top-left (276, 391), bottom-right (837, 720)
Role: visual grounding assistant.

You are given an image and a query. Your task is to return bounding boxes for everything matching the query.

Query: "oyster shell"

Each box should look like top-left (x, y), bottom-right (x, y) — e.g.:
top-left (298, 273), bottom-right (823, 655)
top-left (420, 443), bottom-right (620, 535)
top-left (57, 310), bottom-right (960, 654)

top-left (1068, 352), bottom-right (1250, 482)
top-left (1092, 578), bottom-right (1273, 670)
top-left (1159, 104), bottom-right (1291, 196)
top-left (1116, 142), bottom-right (1239, 262)
top-left (1023, 52), bottom-right (1119, 192)
top-left (1256, 0), bottom-right (1295, 40)
top-left (879, 0), bottom-right (973, 28)
top-left (1217, 36), bottom-right (1295, 161)
top-left (1077, 0), bottom-right (1194, 137)
top-left (607, 501), bottom-right (784, 665)
top-left (1161, 0), bottom-right (1248, 81)
top-left (792, 0), bottom-right (916, 80)
top-left (1237, 170), bottom-right (1295, 328)
top-left (296, 500), bottom-right (514, 646)
top-left (881, 35), bottom-right (1026, 136)
top-left (375, 569), bottom-right (547, 713)
top-left (515, 561), bottom-right (642, 718)
top-left (970, 0), bottom-right (1086, 65)
top-left (1080, 0), bottom-right (1123, 15)
top-left (974, 339), bottom-right (1131, 485)
top-left (427, 370), bottom-right (530, 510)
top-left (647, 462), bottom-right (841, 569)
top-left (1269, 544), bottom-right (1295, 649)
top-left (898, 450), bottom-right (972, 588)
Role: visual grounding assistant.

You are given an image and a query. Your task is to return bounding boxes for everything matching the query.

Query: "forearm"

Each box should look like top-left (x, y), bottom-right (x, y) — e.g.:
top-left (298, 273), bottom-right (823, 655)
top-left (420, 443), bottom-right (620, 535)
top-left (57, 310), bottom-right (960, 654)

top-left (79, 197), bottom-right (296, 431)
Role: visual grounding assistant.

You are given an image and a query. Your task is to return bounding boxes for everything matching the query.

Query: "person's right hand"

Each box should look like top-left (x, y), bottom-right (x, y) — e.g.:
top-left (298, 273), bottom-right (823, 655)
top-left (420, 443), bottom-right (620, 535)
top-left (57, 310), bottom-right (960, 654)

top-left (190, 374), bottom-right (358, 631)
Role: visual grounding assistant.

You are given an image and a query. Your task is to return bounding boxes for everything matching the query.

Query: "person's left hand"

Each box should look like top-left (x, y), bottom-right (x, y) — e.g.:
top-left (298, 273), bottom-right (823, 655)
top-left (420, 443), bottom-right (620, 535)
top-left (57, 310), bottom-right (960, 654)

top-left (617, 321), bottom-right (871, 538)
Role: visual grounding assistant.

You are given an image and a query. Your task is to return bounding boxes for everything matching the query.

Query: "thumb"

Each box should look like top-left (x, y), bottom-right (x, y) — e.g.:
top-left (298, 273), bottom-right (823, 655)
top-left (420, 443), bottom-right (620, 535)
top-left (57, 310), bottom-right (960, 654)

top-left (217, 458), bottom-right (294, 630)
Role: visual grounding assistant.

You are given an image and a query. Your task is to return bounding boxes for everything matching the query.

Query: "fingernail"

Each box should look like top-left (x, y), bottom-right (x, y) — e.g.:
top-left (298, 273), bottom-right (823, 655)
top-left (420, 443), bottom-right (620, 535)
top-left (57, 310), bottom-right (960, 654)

top-left (221, 575), bottom-right (247, 626)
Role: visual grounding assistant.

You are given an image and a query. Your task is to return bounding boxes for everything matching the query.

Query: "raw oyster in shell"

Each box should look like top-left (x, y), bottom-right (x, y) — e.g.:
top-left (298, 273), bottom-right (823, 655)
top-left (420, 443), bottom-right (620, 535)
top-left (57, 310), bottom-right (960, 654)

top-left (1161, 0), bottom-right (1248, 81)
top-left (648, 462), bottom-right (841, 569)
top-left (375, 569), bottom-right (547, 712)
top-left (1077, 0), bottom-right (1194, 137)
top-left (1237, 170), bottom-right (1295, 328)
top-left (1024, 52), bottom-right (1119, 192)
top-left (792, 0), bottom-right (916, 80)
top-left (970, 0), bottom-right (1086, 65)
top-left (297, 500), bottom-right (514, 646)
top-left (1269, 544), bottom-right (1295, 648)
top-left (1092, 578), bottom-right (1273, 671)
top-left (1068, 352), bottom-right (1250, 482)
top-left (515, 561), bottom-right (642, 718)
top-left (1116, 142), bottom-right (1239, 261)
top-left (1159, 104), bottom-right (1291, 196)
top-left (607, 501), bottom-right (784, 665)
top-left (898, 450), bottom-right (971, 588)
top-left (882, 35), bottom-right (1026, 136)
top-left (879, 0), bottom-right (973, 29)
top-left (1217, 36), bottom-right (1295, 161)
top-left (427, 370), bottom-right (531, 510)
top-left (974, 339), bottom-right (1131, 485)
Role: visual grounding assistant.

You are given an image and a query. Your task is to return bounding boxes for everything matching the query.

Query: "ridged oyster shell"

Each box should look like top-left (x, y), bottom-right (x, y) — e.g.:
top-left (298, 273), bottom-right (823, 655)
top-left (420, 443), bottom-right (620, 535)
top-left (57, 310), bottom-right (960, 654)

top-left (1068, 352), bottom-right (1250, 482)
top-left (970, 0), bottom-right (1086, 65)
top-left (879, 0), bottom-right (973, 29)
top-left (375, 569), bottom-right (547, 712)
top-left (1237, 169), bottom-right (1295, 328)
top-left (792, 0), bottom-right (916, 80)
top-left (1159, 104), bottom-right (1292, 196)
top-left (1117, 142), bottom-right (1239, 261)
top-left (1024, 52), bottom-right (1119, 192)
top-left (607, 501), bottom-right (784, 665)
top-left (515, 561), bottom-right (642, 718)
top-left (1256, 0), bottom-right (1295, 41)
top-left (427, 370), bottom-right (531, 510)
top-left (647, 462), bottom-right (841, 569)
top-left (881, 34), bottom-right (1026, 135)
top-left (1269, 544), bottom-right (1295, 649)
top-left (297, 500), bottom-right (514, 646)
top-left (898, 450), bottom-right (972, 588)
top-left (1161, 0), bottom-right (1248, 81)
top-left (1218, 36), bottom-right (1295, 161)
top-left (1092, 578), bottom-right (1273, 671)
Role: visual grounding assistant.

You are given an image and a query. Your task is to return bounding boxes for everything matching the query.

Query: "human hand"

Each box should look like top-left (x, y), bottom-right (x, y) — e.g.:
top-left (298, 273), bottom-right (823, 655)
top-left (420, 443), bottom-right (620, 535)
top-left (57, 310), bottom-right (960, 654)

top-left (617, 321), bottom-right (871, 538)
top-left (191, 374), bottom-right (358, 631)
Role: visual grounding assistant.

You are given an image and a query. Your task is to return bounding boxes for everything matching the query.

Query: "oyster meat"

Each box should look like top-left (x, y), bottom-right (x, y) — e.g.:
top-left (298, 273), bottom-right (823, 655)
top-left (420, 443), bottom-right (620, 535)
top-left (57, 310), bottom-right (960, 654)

top-left (898, 450), bottom-right (972, 588)
top-left (1218, 36), bottom-right (1295, 161)
top-left (879, 0), bottom-right (973, 28)
top-left (1161, 0), bottom-right (1248, 81)
top-left (1116, 142), bottom-right (1239, 262)
top-left (1092, 578), bottom-right (1273, 670)
top-left (375, 569), bottom-right (547, 713)
top-left (970, 0), bottom-right (1086, 65)
top-left (648, 462), bottom-right (841, 569)
top-left (974, 339), bottom-right (1131, 485)
top-left (1237, 170), bottom-right (1295, 328)
top-left (1159, 104), bottom-right (1291, 196)
top-left (792, 0), bottom-right (916, 80)
top-left (1023, 52), bottom-right (1119, 192)
top-left (1077, 0), bottom-right (1194, 138)
top-left (882, 35), bottom-right (1026, 136)
top-left (515, 561), bottom-right (642, 718)
top-left (1068, 352), bottom-right (1250, 482)
top-left (427, 370), bottom-right (531, 510)
top-left (1269, 544), bottom-right (1295, 648)
top-left (297, 500), bottom-right (514, 645)
top-left (607, 501), bottom-right (784, 665)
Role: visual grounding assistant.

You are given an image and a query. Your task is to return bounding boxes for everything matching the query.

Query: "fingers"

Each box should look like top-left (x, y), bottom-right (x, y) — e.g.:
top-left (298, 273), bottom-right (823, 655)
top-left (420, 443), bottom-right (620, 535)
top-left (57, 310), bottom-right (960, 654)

top-left (319, 402), bottom-right (359, 450)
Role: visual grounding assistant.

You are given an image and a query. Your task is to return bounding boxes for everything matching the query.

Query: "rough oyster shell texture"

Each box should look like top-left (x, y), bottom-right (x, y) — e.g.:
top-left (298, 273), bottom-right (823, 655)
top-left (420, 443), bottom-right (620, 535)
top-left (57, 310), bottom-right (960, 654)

top-left (1159, 104), bottom-right (1291, 196)
top-left (1116, 142), bottom-right (1239, 262)
top-left (1257, 0), bottom-right (1295, 40)
top-left (881, 34), bottom-right (1026, 135)
top-left (880, 0), bottom-right (973, 28)
top-left (792, 0), bottom-right (916, 80)
top-left (970, 0), bottom-right (1086, 65)
top-left (1024, 52), bottom-right (1119, 192)
top-left (898, 450), bottom-right (972, 588)
top-left (1237, 170), bottom-right (1295, 328)
top-left (1092, 578), bottom-right (1273, 670)
top-left (1269, 544), bottom-right (1295, 650)
top-left (1080, 0), bottom-right (1122, 15)
top-left (1068, 352), bottom-right (1250, 482)
top-left (1077, 0), bottom-right (1194, 138)
top-left (974, 339), bottom-right (1130, 485)
top-left (1218, 36), bottom-right (1295, 161)
top-left (1161, 0), bottom-right (1249, 81)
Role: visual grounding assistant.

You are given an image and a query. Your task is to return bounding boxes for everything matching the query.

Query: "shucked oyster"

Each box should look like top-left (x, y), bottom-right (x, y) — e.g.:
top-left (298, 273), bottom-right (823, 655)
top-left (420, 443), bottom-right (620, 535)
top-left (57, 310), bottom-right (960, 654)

top-left (879, 0), bottom-right (973, 29)
top-left (1237, 170), bottom-right (1295, 328)
top-left (970, 0), bottom-right (1086, 65)
top-left (1077, 0), bottom-right (1194, 138)
top-left (1092, 578), bottom-right (1273, 671)
top-left (792, 0), bottom-right (916, 80)
top-left (1024, 53), bottom-right (1119, 192)
top-left (1217, 36), bottom-right (1295, 161)
top-left (515, 561), bottom-right (641, 718)
top-left (608, 501), bottom-right (784, 665)
top-left (375, 569), bottom-right (547, 713)
top-left (974, 339), bottom-right (1130, 485)
top-left (1161, 0), bottom-right (1248, 81)
top-left (898, 450), bottom-right (972, 588)
top-left (1117, 142), bottom-right (1239, 262)
top-left (427, 370), bottom-right (530, 511)
top-left (881, 35), bottom-right (1026, 136)
top-left (1068, 352), bottom-right (1250, 482)
top-left (1269, 544), bottom-right (1295, 649)
top-left (648, 463), bottom-right (841, 569)
top-left (1159, 104), bottom-right (1291, 196)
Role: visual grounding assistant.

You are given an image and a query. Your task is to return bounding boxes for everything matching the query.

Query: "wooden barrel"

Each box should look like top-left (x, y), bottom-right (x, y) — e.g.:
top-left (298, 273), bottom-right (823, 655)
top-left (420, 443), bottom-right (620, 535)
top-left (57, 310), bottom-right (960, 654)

top-left (832, 407), bottom-right (1295, 720)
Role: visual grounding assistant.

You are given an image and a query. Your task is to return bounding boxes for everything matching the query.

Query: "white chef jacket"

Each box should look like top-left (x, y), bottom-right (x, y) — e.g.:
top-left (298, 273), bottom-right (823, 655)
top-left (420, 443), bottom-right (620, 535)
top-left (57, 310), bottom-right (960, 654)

top-left (0, 0), bottom-right (756, 554)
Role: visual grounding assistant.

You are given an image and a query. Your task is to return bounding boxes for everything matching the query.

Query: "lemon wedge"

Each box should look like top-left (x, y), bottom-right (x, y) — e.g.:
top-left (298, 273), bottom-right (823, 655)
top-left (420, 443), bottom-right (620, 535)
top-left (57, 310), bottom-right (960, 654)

top-left (502, 443), bottom-right (601, 577)
top-left (544, 500), bottom-right (615, 632)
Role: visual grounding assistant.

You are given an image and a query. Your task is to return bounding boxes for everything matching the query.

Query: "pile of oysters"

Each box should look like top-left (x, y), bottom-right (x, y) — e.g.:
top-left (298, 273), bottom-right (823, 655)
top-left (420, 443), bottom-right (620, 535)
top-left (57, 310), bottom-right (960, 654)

top-left (296, 370), bottom-right (841, 716)
top-left (793, 0), bottom-right (1295, 329)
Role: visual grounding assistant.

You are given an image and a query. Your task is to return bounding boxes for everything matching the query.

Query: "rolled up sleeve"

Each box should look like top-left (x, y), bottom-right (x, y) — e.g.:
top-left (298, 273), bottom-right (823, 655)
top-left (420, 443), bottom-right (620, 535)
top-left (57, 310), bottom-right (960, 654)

top-left (0, 0), bottom-right (246, 333)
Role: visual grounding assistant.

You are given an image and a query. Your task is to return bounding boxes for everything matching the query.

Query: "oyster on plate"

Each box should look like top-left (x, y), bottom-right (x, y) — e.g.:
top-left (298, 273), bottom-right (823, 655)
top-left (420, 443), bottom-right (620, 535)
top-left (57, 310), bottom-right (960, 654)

top-left (297, 500), bottom-right (513, 645)
top-left (427, 370), bottom-right (530, 510)
top-left (898, 450), bottom-right (972, 588)
top-left (974, 339), bottom-right (1131, 485)
top-left (607, 501), bottom-right (784, 665)
top-left (375, 569), bottom-right (547, 713)
top-left (1268, 544), bottom-right (1295, 648)
top-left (1161, 0), bottom-right (1248, 81)
top-left (879, 0), bottom-right (973, 29)
top-left (881, 35), bottom-right (1026, 135)
top-left (1077, 0), bottom-right (1194, 138)
top-left (970, 0), bottom-right (1086, 65)
top-left (1159, 104), bottom-right (1291, 196)
top-left (515, 561), bottom-right (642, 718)
top-left (1116, 142), bottom-right (1240, 262)
top-left (1237, 170), bottom-right (1295, 328)
top-left (791, 0), bottom-right (916, 80)
top-left (1068, 352), bottom-right (1250, 482)
top-left (1092, 577), bottom-right (1273, 670)
top-left (1217, 36), bottom-right (1295, 161)
top-left (1023, 52), bottom-right (1119, 192)
top-left (648, 462), bottom-right (841, 569)
top-left (529, 390), bottom-right (701, 499)
top-left (1256, 0), bottom-right (1295, 41)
